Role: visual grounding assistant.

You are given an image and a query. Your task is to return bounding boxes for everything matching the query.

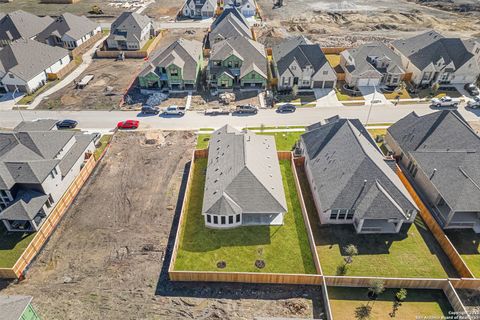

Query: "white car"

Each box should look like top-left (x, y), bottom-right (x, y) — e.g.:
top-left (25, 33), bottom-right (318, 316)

top-left (467, 96), bottom-right (480, 109)
top-left (431, 96), bottom-right (460, 108)
top-left (163, 105), bottom-right (185, 116)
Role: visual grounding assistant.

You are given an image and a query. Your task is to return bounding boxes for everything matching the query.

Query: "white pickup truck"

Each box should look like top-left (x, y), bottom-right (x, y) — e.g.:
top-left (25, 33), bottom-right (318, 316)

top-left (431, 96), bottom-right (460, 108)
top-left (163, 105), bottom-right (185, 116)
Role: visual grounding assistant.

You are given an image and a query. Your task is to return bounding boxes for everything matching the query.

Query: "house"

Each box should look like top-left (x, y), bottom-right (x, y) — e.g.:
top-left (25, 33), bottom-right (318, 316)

top-left (0, 39), bottom-right (71, 94)
top-left (272, 36), bottom-right (337, 91)
top-left (182, 0), bottom-right (217, 19)
top-left (36, 13), bottom-right (101, 50)
top-left (224, 0), bottom-right (257, 18)
top-left (207, 7), bottom-right (252, 48)
top-left (207, 35), bottom-right (267, 91)
top-left (300, 117), bottom-right (418, 234)
top-left (0, 10), bottom-right (53, 46)
top-left (0, 121), bottom-right (96, 232)
top-left (106, 12), bottom-right (153, 51)
top-left (340, 42), bottom-right (405, 88)
top-left (138, 38), bottom-right (203, 91)
top-left (386, 110), bottom-right (480, 233)
top-left (202, 125), bottom-right (287, 228)
top-left (0, 295), bottom-right (41, 320)
top-left (392, 30), bottom-right (480, 87)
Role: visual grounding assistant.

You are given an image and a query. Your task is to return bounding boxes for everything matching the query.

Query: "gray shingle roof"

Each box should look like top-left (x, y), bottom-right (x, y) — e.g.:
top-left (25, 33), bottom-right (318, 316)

top-left (14, 119), bottom-right (58, 132)
top-left (211, 7), bottom-right (249, 31)
top-left (208, 10), bottom-right (252, 46)
top-left (0, 39), bottom-right (69, 82)
top-left (302, 118), bottom-right (417, 220)
top-left (36, 12), bottom-right (99, 43)
top-left (59, 134), bottom-right (94, 177)
top-left (0, 10), bottom-right (53, 42)
top-left (108, 12), bottom-right (151, 43)
top-left (392, 30), bottom-right (473, 71)
top-left (388, 110), bottom-right (480, 212)
top-left (203, 125), bottom-right (287, 216)
top-left (0, 190), bottom-right (48, 220)
top-left (0, 295), bottom-right (33, 320)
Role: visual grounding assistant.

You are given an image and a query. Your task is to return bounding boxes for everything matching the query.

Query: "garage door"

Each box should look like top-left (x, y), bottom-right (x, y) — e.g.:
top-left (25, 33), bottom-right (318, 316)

top-left (323, 81), bottom-right (335, 88)
top-left (357, 78), bottom-right (380, 87)
top-left (313, 81), bottom-right (323, 88)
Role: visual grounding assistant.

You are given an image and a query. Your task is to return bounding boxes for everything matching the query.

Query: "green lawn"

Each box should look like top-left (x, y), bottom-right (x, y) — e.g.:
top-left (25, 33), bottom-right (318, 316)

top-left (296, 167), bottom-right (457, 278)
top-left (93, 134), bottom-right (113, 160)
top-left (17, 80), bottom-right (59, 105)
top-left (328, 287), bottom-right (453, 319)
top-left (196, 134), bottom-right (211, 149)
top-left (335, 82), bottom-right (365, 102)
top-left (276, 95), bottom-right (317, 107)
top-left (174, 159), bottom-right (317, 274)
top-left (0, 223), bottom-right (35, 268)
top-left (382, 87), bottom-right (412, 100)
top-left (445, 230), bottom-right (480, 278)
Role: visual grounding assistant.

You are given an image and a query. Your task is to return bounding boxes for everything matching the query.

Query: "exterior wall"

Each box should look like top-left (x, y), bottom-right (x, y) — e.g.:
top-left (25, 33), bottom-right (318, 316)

top-left (450, 56), bottom-right (480, 84)
top-left (139, 72), bottom-right (161, 88)
top-left (240, 70), bottom-right (266, 87)
top-left (204, 212), bottom-right (242, 228)
top-left (216, 73), bottom-right (234, 88)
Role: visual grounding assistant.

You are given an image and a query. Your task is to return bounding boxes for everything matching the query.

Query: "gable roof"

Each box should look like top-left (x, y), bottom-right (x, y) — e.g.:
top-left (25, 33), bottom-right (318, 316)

top-left (0, 39), bottom-right (69, 81)
top-left (211, 7), bottom-right (249, 30)
top-left (185, 0), bottom-right (217, 10)
top-left (392, 30), bottom-right (473, 71)
top-left (0, 10), bottom-right (52, 42)
top-left (342, 41), bottom-right (404, 76)
top-left (147, 38), bottom-right (202, 81)
top-left (14, 119), bottom-right (58, 132)
top-left (302, 118), bottom-right (417, 220)
top-left (0, 190), bottom-right (48, 220)
top-left (108, 12), bottom-right (151, 43)
top-left (388, 111), bottom-right (480, 212)
top-left (208, 10), bottom-right (252, 46)
top-left (273, 38), bottom-right (331, 76)
top-left (36, 12), bottom-right (99, 43)
top-left (203, 125), bottom-right (287, 216)
top-left (0, 295), bottom-right (33, 320)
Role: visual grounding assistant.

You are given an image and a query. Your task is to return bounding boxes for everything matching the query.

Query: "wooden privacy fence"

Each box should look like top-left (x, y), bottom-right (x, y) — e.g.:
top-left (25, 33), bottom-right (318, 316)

top-left (0, 156), bottom-right (98, 279)
top-left (70, 32), bottom-right (104, 58)
top-left (396, 168), bottom-right (475, 279)
top-left (444, 281), bottom-right (472, 320)
top-left (321, 47), bottom-right (350, 54)
top-left (325, 275), bottom-right (448, 289)
top-left (96, 31), bottom-right (163, 59)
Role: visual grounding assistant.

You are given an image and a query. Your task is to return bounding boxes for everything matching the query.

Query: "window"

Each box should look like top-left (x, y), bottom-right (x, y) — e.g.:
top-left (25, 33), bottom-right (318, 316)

top-left (213, 216), bottom-right (218, 224)
top-left (229, 216), bottom-right (233, 224)
top-left (9, 74), bottom-right (14, 79)
top-left (212, 74), bottom-right (216, 80)
top-left (291, 66), bottom-right (296, 70)
top-left (330, 209), bottom-right (338, 220)
top-left (422, 72), bottom-right (431, 81)
top-left (338, 209), bottom-right (346, 219)
top-left (228, 61), bottom-right (232, 67)
top-left (251, 73), bottom-right (255, 79)
top-left (236, 214), bottom-right (241, 222)
top-left (207, 215), bottom-right (211, 223)
top-left (214, 61), bottom-right (221, 66)
top-left (170, 69), bottom-right (178, 76)
top-left (221, 216), bottom-right (226, 224)
top-left (323, 71), bottom-right (328, 75)
top-left (302, 80), bottom-right (309, 85)
top-left (234, 62), bottom-right (239, 68)
top-left (346, 210), bottom-right (354, 220)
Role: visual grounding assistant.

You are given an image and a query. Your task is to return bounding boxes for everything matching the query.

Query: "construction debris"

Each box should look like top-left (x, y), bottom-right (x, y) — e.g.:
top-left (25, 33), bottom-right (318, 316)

top-left (219, 92), bottom-right (236, 105)
top-left (146, 92), bottom-right (169, 106)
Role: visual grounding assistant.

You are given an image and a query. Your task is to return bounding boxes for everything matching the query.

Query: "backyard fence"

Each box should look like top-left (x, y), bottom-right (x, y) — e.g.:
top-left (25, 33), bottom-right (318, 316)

top-left (321, 47), bottom-right (350, 54)
top-left (444, 281), bottom-right (472, 319)
top-left (325, 275), bottom-right (448, 289)
top-left (70, 32), bottom-right (104, 58)
top-left (96, 31), bottom-right (163, 59)
top-left (0, 155), bottom-right (98, 279)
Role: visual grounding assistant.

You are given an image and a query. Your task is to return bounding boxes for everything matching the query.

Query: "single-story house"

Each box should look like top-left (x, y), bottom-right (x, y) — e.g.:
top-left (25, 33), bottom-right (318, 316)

top-left (300, 117), bottom-right (418, 234)
top-left (0, 121), bottom-right (96, 232)
top-left (272, 36), bottom-right (337, 90)
top-left (36, 12), bottom-right (101, 50)
top-left (0, 39), bottom-right (71, 94)
top-left (340, 41), bottom-right (405, 88)
top-left (0, 10), bottom-right (53, 46)
top-left (392, 30), bottom-right (480, 87)
top-left (386, 110), bottom-right (480, 233)
top-left (182, 0), bottom-right (217, 19)
top-left (106, 12), bottom-right (153, 51)
top-left (202, 125), bottom-right (287, 228)
top-left (138, 38), bottom-right (203, 91)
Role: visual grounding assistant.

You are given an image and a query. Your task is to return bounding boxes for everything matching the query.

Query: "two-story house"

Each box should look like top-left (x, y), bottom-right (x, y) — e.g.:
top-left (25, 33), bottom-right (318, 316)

top-left (207, 35), bottom-right (267, 91)
top-left (138, 38), bottom-right (203, 91)
top-left (386, 110), bottom-right (480, 233)
top-left (340, 42), bottom-right (405, 88)
top-left (106, 12), bottom-right (153, 51)
top-left (206, 7), bottom-right (252, 49)
top-left (182, 0), bottom-right (217, 19)
top-left (223, 0), bottom-right (256, 18)
top-left (0, 120), bottom-right (95, 232)
top-left (272, 36), bottom-right (337, 91)
top-left (300, 117), bottom-right (418, 234)
top-left (392, 30), bottom-right (480, 87)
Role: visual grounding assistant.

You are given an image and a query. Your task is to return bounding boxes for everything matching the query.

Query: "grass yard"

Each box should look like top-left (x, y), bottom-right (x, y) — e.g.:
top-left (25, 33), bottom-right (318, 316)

top-left (296, 167), bottom-right (457, 278)
top-left (174, 158), bottom-right (317, 274)
top-left (445, 230), bottom-right (480, 278)
top-left (382, 87), bottom-right (412, 100)
top-left (412, 88), bottom-right (462, 99)
top-left (276, 95), bottom-right (317, 107)
top-left (0, 223), bottom-right (35, 268)
top-left (196, 134), bottom-right (211, 149)
top-left (93, 134), bottom-right (113, 160)
top-left (335, 84), bottom-right (365, 102)
top-left (17, 80), bottom-right (59, 105)
top-left (328, 287), bottom-right (453, 319)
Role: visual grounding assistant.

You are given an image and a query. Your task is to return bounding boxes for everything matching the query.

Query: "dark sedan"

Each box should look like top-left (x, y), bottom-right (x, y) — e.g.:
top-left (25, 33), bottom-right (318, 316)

top-left (277, 104), bottom-right (296, 113)
top-left (56, 119), bottom-right (78, 129)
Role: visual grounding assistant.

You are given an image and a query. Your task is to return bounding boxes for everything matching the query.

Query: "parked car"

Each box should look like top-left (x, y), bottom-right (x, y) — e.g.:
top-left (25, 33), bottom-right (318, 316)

top-left (56, 119), bottom-right (78, 129)
top-left (235, 104), bottom-right (258, 114)
top-left (117, 120), bottom-right (139, 129)
top-left (141, 105), bottom-right (160, 115)
top-left (467, 96), bottom-right (480, 109)
top-left (163, 105), bottom-right (185, 116)
top-left (431, 96), bottom-right (460, 108)
top-left (277, 104), bottom-right (296, 113)
top-left (464, 83), bottom-right (479, 96)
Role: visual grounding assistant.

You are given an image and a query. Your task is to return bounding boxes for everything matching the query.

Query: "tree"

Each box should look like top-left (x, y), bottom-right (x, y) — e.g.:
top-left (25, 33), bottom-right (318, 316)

top-left (431, 83), bottom-right (440, 97)
top-left (396, 288), bottom-right (407, 302)
top-left (354, 304), bottom-right (372, 320)
top-left (343, 244), bottom-right (358, 265)
top-left (368, 279), bottom-right (385, 300)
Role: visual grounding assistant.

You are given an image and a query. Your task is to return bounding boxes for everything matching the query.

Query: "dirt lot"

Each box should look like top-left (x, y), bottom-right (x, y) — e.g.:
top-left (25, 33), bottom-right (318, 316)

top-left (37, 59), bottom-right (141, 111)
top-left (256, 0), bottom-right (480, 47)
top-left (0, 131), bottom-right (325, 320)
top-left (148, 0), bottom-right (183, 21)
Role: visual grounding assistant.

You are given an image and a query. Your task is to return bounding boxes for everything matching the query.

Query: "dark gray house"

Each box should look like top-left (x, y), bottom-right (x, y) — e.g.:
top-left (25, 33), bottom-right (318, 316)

top-left (202, 125), bottom-right (287, 228)
top-left (207, 7), bottom-right (251, 48)
top-left (300, 118), bottom-right (418, 234)
top-left (386, 110), bottom-right (480, 233)
top-left (106, 12), bottom-right (153, 51)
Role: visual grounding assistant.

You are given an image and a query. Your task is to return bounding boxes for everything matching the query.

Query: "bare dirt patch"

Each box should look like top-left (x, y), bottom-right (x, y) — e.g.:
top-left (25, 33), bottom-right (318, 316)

top-left (0, 131), bottom-right (325, 320)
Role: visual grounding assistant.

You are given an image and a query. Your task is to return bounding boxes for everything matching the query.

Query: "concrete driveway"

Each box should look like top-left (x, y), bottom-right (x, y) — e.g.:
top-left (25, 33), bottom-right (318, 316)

top-left (313, 89), bottom-right (342, 107)
top-left (359, 86), bottom-right (392, 106)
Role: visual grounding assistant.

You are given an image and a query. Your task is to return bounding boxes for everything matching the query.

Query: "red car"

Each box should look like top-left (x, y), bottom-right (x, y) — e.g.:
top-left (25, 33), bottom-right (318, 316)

top-left (117, 120), bottom-right (139, 129)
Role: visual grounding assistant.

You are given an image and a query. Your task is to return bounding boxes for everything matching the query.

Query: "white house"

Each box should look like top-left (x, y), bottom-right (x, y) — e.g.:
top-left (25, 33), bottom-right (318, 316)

top-left (224, 0), bottom-right (256, 18)
top-left (0, 39), bottom-right (71, 93)
top-left (182, 0), bottom-right (217, 19)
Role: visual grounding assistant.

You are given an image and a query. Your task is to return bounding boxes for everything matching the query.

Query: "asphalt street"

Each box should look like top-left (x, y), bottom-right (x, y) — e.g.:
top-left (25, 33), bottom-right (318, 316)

top-left (1, 104), bottom-right (478, 131)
